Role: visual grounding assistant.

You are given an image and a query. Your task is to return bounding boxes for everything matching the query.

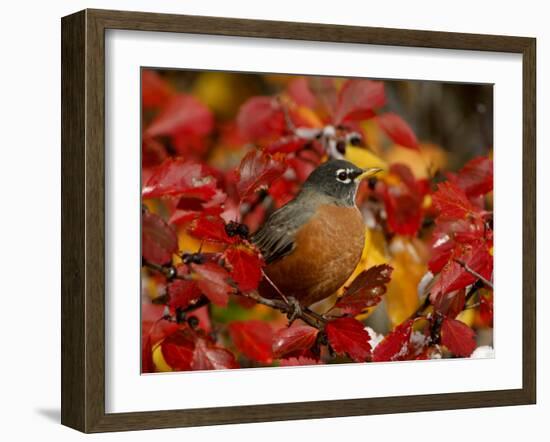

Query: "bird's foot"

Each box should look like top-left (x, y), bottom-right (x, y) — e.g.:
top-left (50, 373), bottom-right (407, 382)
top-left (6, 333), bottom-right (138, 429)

top-left (286, 296), bottom-right (303, 324)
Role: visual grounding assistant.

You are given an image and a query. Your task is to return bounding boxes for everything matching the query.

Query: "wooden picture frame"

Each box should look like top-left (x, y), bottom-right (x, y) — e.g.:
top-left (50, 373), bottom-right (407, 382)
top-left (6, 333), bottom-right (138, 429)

top-left (61, 8), bottom-right (536, 433)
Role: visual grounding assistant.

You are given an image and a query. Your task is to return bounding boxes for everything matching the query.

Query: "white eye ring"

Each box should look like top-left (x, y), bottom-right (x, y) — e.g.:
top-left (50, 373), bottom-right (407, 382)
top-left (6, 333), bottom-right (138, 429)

top-left (336, 168), bottom-right (352, 184)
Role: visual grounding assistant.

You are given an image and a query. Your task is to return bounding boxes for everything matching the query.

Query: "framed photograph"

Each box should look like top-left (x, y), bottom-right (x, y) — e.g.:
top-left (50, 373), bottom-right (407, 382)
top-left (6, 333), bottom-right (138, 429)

top-left (61, 9), bottom-right (536, 433)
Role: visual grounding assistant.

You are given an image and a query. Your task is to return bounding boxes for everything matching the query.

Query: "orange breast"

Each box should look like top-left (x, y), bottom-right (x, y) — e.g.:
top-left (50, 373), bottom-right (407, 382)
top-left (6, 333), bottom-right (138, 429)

top-left (262, 204), bottom-right (365, 307)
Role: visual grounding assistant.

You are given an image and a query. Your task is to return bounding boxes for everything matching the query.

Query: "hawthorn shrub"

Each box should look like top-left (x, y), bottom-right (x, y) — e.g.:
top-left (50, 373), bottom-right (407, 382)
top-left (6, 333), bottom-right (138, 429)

top-left (141, 70), bottom-right (494, 372)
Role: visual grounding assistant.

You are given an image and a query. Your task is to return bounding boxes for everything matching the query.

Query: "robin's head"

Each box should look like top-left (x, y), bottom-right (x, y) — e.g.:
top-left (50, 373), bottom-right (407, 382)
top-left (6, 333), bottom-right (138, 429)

top-left (302, 159), bottom-right (382, 206)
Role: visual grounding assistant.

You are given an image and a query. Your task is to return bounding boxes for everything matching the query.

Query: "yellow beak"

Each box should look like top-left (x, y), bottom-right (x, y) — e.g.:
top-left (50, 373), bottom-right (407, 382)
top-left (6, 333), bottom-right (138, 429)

top-left (355, 168), bottom-right (383, 181)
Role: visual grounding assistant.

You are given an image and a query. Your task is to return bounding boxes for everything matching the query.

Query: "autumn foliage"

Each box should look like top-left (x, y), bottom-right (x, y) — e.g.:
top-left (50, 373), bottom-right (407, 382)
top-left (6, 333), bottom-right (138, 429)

top-left (141, 70), bottom-right (494, 373)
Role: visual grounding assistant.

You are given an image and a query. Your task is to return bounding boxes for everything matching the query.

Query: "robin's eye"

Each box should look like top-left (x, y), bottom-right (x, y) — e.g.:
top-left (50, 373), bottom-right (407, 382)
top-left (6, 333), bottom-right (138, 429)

top-left (336, 169), bottom-right (351, 183)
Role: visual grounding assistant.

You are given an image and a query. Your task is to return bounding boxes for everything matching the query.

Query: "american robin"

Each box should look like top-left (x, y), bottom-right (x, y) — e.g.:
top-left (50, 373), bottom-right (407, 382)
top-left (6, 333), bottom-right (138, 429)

top-left (252, 159), bottom-right (382, 312)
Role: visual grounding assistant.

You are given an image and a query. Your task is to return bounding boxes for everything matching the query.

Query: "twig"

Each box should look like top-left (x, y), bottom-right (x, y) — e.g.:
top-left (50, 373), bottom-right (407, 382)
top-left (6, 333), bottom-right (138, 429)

top-left (243, 290), bottom-right (287, 310)
top-left (261, 269), bottom-right (289, 305)
top-left (463, 301), bottom-right (480, 310)
top-left (304, 307), bottom-right (328, 324)
top-left (259, 269), bottom-right (330, 327)
top-left (143, 259), bottom-right (327, 330)
top-left (142, 258), bottom-right (168, 275)
top-left (142, 258), bottom-right (190, 281)
top-left (454, 259), bottom-right (494, 290)
top-left (243, 291), bottom-right (326, 329)
top-left (408, 291), bottom-right (432, 321)
top-left (411, 262), bottom-right (491, 323)
top-left (277, 96), bottom-right (296, 132)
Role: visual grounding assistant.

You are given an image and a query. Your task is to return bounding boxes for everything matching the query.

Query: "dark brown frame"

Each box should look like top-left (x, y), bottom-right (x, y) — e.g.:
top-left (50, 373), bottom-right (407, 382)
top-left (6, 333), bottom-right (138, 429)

top-left (61, 8), bottom-right (536, 433)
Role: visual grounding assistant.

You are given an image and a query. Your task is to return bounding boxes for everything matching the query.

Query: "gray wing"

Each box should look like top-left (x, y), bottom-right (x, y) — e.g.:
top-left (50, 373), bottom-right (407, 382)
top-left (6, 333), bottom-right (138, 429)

top-left (251, 199), bottom-right (315, 265)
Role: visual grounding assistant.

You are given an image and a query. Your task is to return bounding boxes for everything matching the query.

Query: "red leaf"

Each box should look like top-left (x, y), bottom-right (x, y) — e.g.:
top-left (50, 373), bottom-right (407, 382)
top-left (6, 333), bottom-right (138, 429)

top-left (454, 219), bottom-right (488, 243)
top-left (142, 158), bottom-right (218, 200)
top-left (287, 77), bottom-right (317, 108)
top-left (188, 214), bottom-right (235, 244)
top-left (228, 320), bottom-right (273, 363)
top-left (142, 136), bottom-right (168, 168)
top-left (325, 317), bottom-right (372, 362)
top-left (167, 279), bottom-right (202, 311)
top-left (177, 197), bottom-right (209, 212)
top-left (218, 121), bottom-right (247, 148)
top-left (141, 334), bottom-right (155, 373)
top-left (431, 259), bottom-right (474, 299)
top-left (237, 96), bottom-right (286, 141)
top-left (479, 292), bottom-right (494, 327)
top-left (141, 70), bottom-right (173, 109)
top-left (224, 246), bottom-right (264, 292)
top-left (441, 318), bottom-right (476, 357)
top-left (428, 234), bottom-right (454, 274)
top-left (170, 192), bottom-right (226, 225)
top-left (142, 210), bottom-right (178, 265)
top-left (372, 320), bottom-right (413, 362)
top-left (191, 338), bottom-right (239, 370)
top-left (236, 150), bottom-right (287, 200)
top-left (333, 265), bottom-right (393, 315)
top-left (391, 163), bottom-right (421, 192)
top-left (186, 305), bottom-right (212, 333)
top-left (232, 293), bottom-right (258, 309)
top-left (451, 156), bottom-right (494, 198)
top-left (266, 136), bottom-right (308, 154)
top-left (145, 94), bottom-right (213, 138)
top-left (432, 181), bottom-right (482, 221)
top-left (268, 176), bottom-right (298, 208)
top-left (272, 325), bottom-right (318, 359)
top-left (279, 356), bottom-right (321, 366)
top-left (309, 77), bottom-right (338, 114)
top-left (168, 211), bottom-right (201, 226)
top-left (430, 240), bottom-right (492, 300)
top-left (192, 262), bottom-right (233, 307)
top-left (142, 303), bottom-right (179, 345)
top-left (171, 131), bottom-right (209, 157)
top-left (334, 79), bottom-right (385, 124)
top-left (433, 290), bottom-right (466, 319)
top-left (375, 112), bottom-right (419, 150)
top-left (384, 190), bottom-right (423, 235)
top-left (160, 331), bottom-right (195, 371)
top-left (169, 210), bottom-right (202, 226)
top-left (241, 204), bottom-right (267, 234)
top-left (380, 164), bottom-right (425, 236)
top-left (429, 218), bottom-right (486, 274)
top-left (287, 155), bottom-right (318, 182)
